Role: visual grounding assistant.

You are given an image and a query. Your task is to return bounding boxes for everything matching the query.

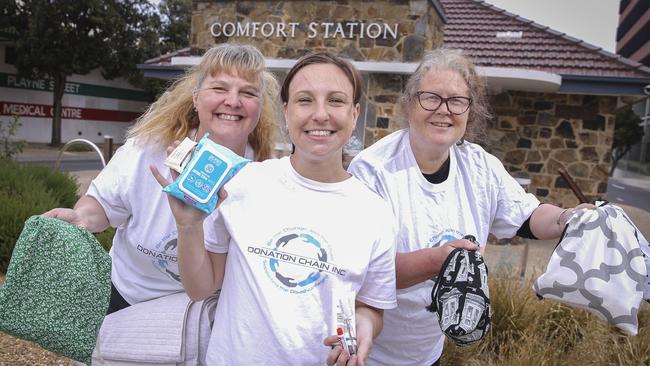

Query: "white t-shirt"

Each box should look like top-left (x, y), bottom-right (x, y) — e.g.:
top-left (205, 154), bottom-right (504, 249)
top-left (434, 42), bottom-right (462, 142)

top-left (348, 129), bottom-right (540, 366)
top-left (203, 157), bottom-right (397, 365)
top-left (87, 138), bottom-right (254, 305)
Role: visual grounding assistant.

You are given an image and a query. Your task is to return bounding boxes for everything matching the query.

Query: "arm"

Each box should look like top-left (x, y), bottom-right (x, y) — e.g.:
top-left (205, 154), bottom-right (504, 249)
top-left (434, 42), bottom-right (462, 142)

top-left (353, 302), bottom-right (384, 363)
top-left (395, 238), bottom-right (478, 289)
top-left (324, 302), bottom-right (384, 366)
top-left (151, 161), bottom-right (227, 301)
top-left (42, 195), bottom-right (110, 233)
top-left (176, 222), bottom-right (226, 300)
top-left (529, 203), bottom-right (595, 240)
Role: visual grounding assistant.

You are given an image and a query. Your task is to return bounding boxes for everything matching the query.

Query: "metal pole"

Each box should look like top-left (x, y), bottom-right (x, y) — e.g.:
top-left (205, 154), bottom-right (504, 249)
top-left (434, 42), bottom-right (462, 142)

top-left (55, 139), bottom-right (106, 170)
top-left (103, 135), bottom-right (114, 163)
top-left (519, 241), bottom-right (530, 279)
top-left (558, 168), bottom-right (589, 203)
top-left (515, 178), bottom-right (531, 280)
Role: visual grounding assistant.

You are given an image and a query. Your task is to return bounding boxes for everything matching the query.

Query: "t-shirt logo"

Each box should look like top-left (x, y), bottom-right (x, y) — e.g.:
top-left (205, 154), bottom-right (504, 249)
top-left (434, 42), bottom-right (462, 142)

top-left (248, 227), bottom-right (342, 294)
top-left (427, 228), bottom-right (465, 248)
top-left (139, 234), bottom-right (181, 283)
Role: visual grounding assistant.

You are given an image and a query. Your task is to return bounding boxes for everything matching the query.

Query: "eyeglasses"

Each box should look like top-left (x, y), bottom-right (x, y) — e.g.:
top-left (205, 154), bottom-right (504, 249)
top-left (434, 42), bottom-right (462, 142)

top-left (415, 91), bottom-right (472, 115)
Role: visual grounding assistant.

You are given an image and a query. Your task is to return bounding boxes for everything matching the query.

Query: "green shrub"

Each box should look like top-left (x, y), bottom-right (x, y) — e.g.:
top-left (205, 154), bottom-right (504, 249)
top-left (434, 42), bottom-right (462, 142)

top-left (0, 115), bottom-right (26, 160)
top-left (23, 165), bottom-right (79, 208)
top-left (95, 227), bottom-right (115, 252)
top-left (0, 159), bottom-right (80, 273)
top-left (64, 143), bottom-right (93, 152)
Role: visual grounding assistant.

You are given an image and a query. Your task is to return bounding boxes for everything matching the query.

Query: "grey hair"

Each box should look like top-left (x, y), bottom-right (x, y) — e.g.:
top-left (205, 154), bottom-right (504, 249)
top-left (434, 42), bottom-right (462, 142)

top-left (400, 48), bottom-right (491, 144)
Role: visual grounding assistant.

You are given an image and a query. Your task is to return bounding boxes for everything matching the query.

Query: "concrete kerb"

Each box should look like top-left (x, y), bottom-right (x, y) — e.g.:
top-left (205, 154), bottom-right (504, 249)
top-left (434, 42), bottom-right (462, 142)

top-left (612, 168), bottom-right (650, 191)
top-left (16, 145), bottom-right (104, 163)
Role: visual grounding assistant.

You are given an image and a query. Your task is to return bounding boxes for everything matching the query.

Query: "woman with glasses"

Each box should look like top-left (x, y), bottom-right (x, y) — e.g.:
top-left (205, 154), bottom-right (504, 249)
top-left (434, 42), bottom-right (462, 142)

top-left (348, 48), bottom-right (591, 366)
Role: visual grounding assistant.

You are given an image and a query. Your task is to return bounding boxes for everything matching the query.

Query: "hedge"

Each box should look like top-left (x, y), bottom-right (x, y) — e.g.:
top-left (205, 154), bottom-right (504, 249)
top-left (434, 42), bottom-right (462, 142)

top-left (0, 159), bottom-right (116, 273)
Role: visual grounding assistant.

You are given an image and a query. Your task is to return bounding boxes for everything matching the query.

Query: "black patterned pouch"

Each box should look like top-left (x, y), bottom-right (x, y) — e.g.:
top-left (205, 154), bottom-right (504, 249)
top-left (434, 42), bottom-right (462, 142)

top-left (426, 245), bottom-right (491, 346)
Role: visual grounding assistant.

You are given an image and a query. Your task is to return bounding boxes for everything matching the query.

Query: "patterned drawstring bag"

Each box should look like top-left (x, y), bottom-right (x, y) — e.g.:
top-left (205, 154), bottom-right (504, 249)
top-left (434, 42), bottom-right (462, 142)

top-left (534, 203), bottom-right (649, 336)
top-left (0, 216), bottom-right (111, 364)
top-left (427, 245), bottom-right (491, 346)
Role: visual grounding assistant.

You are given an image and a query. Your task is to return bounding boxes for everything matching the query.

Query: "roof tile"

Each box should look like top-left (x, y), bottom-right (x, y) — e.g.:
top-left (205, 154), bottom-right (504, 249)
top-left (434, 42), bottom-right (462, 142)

top-left (440, 0), bottom-right (650, 78)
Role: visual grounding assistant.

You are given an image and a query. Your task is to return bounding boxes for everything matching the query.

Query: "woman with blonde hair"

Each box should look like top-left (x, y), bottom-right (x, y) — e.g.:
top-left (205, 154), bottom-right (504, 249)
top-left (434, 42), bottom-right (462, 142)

top-left (44, 43), bottom-right (281, 313)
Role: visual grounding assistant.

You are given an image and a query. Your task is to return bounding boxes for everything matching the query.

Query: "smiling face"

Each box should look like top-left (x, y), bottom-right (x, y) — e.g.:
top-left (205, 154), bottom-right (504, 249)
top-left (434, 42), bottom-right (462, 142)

top-left (193, 72), bottom-right (262, 155)
top-left (408, 68), bottom-right (470, 159)
top-left (284, 63), bottom-right (360, 167)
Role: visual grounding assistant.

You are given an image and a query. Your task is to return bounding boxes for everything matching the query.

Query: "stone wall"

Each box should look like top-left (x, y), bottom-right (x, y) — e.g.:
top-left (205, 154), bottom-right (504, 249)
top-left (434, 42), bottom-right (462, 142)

top-left (190, 1), bottom-right (616, 208)
top-left (487, 92), bottom-right (615, 207)
top-left (363, 73), bottom-right (408, 146)
top-left (360, 90), bottom-right (616, 207)
top-left (191, 0), bottom-right (444, 62)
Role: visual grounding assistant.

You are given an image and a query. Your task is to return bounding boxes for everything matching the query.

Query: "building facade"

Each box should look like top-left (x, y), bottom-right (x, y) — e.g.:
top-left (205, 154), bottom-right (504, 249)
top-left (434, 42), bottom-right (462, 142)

top-left (616, 0), bottom-right (650, 175)
top-left (142, 0), bottom-right (650, 207)
top-left (616, 0), bottom-right (649, 66)
top-left (0, 44), bottom-right (151, 144)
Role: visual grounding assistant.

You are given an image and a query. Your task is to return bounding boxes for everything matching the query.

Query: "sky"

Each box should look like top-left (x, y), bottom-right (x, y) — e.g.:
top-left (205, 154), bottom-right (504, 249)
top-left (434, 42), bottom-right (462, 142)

top-left (484, 0), bottom-right (620, 52)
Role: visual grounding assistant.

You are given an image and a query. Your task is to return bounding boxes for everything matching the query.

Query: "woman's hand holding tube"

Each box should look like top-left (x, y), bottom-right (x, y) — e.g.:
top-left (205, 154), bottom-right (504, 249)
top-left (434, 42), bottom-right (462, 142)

top-left (324, 303), bottom-right (383, 366)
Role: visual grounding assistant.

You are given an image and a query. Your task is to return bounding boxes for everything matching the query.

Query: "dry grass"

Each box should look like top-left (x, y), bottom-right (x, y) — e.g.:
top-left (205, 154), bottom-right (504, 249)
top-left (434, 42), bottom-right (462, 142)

top-left (0, 274), bottom-right (74, 365)
top-left (442, 274), bottom-right (650, 366)
top-left (1, 272), bottom-right (649, 365)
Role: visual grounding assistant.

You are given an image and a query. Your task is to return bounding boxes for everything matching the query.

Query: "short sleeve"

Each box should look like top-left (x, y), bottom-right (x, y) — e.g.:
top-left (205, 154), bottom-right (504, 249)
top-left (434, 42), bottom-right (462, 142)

top-left (356, 210), bottom-right (397, 310)
top-left (204, 208), bottom-right (230, 254)
top-left (86, 144), bottom-right (132, 228)
top-left (487, 155), bottom-right (540, 239)
top-left (348, 156), bottom-right (386, 199)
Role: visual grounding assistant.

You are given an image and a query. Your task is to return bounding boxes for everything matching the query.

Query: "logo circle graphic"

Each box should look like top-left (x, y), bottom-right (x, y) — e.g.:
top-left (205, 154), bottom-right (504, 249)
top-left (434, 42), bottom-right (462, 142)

top-left (267, 230), bottom-right (329, 291)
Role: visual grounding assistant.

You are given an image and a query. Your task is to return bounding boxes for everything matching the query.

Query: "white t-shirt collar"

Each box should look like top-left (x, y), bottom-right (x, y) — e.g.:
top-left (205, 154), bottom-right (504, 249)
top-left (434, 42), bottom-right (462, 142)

top-left (404, 130), bottom-right (457, 193)
top-left (285, 157), bottom-right (355, 192)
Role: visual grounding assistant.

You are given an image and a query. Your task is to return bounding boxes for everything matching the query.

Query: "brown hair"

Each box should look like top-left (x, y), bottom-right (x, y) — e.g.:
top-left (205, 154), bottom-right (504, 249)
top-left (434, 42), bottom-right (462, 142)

top-left (128, 43), bottom-right (280, 161)
top-left (280, 51), bottom-right (362, 105)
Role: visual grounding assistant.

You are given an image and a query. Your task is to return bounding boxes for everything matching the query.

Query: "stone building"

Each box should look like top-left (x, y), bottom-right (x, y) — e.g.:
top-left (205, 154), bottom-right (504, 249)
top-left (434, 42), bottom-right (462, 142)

top-left (615, 0), bottom-right (650, 176)
top-left (141, 0), bottom-right (650, 207)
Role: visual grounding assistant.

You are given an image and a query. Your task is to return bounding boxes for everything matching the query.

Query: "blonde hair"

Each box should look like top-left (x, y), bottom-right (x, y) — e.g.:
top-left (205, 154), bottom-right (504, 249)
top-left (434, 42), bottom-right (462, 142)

top-left (128, 44), bottom-right (280, 161)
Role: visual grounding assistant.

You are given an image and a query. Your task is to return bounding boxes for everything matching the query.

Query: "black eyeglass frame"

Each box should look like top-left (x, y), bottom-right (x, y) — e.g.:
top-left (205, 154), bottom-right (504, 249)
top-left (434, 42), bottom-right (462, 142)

top-left (415, 91), bottom-right (473, 115)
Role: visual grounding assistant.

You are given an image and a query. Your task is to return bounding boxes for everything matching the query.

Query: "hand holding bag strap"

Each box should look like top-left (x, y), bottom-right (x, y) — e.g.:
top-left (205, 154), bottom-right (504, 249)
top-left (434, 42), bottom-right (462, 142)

top-left (533, 204), bottom-right (646, 336)
top-left (426, 246), bottom-right (491, 346)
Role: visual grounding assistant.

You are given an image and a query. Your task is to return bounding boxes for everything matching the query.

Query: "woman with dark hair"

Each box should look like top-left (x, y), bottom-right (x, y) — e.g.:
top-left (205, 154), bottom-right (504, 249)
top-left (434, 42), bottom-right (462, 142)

top-left (349, 48), bottom-right (592, 366)
top-left (153, 51), bottom-right (397, 365)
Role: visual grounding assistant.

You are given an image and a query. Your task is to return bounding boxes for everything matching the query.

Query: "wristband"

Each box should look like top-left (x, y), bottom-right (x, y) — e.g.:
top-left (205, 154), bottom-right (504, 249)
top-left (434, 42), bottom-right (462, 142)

top-left (556, 208), bottom-right (570, 226)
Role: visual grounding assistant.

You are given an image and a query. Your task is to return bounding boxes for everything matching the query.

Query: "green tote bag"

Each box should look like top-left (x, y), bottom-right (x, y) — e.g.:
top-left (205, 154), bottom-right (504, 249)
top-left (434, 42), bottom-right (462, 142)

top-left (0, 215), bottom-right (111, 364)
